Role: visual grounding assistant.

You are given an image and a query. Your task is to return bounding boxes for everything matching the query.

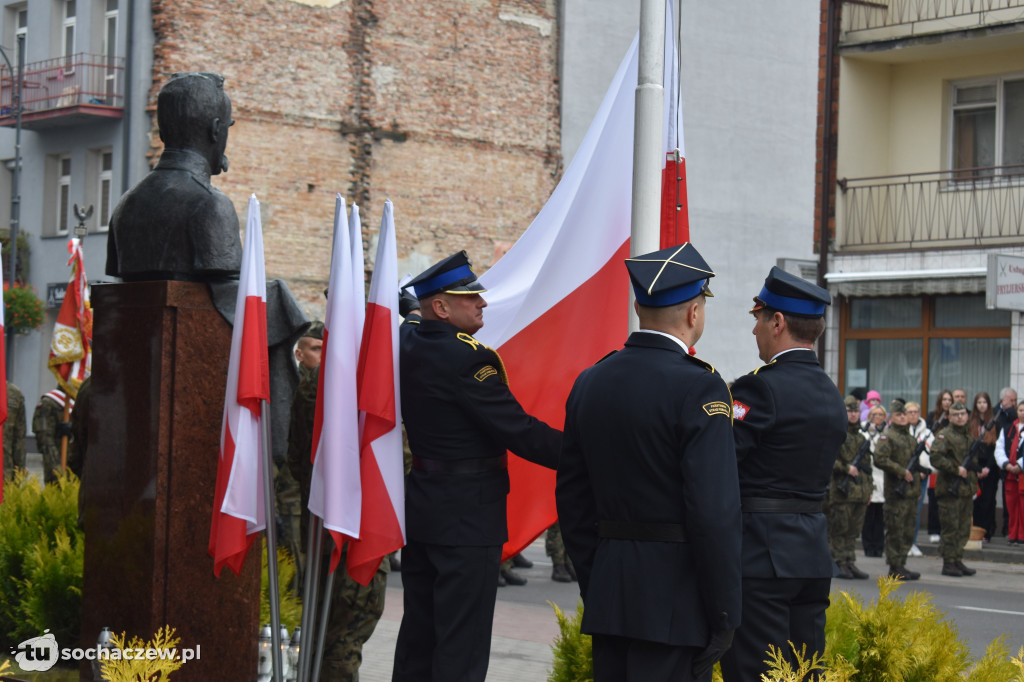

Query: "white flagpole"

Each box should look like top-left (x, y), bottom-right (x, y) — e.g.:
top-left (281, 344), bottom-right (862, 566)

top-left (261, 400), bottom-right (284, 682)
top-left (630, 0), bottom-right (667, 331)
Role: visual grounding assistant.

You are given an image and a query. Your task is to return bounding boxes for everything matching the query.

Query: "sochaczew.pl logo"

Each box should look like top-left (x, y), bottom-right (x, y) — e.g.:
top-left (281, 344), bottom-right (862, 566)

top-left (10, 629), bottom-right (200, 672)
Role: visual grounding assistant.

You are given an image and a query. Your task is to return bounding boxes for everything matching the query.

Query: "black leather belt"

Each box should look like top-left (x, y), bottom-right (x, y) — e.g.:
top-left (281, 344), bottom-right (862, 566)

top-left (412, 454), bottom-right (507, 474)
top-left (741, 497), bottom-right (823, 513)
top-left (597, 521), bottom-right (687, 542)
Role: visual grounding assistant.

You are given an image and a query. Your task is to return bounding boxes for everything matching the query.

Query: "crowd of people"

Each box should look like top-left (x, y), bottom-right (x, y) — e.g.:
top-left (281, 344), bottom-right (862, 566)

top-left (826, 385), bottom-right (1024, 580)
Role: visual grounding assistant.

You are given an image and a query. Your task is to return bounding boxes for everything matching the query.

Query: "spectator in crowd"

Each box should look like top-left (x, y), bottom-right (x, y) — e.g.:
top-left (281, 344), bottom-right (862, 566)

top-left (994, 400), bottom-right (1024, 545)
top-left (860, 389), bottom-right (882, 423)
top-left (905, 401), bottom-right (934, 556)
top-left (861, 405), bottom-right (888, 557)
top-left (925, 389), bottom-right (953, 542)
top-left (969, 392), bottom-right (998, 542)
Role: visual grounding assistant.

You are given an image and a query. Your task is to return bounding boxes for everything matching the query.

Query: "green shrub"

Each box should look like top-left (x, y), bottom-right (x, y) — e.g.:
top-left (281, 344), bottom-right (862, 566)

top-left (0, 470), bottom-right (83, 646)
top-left (260, 543), bottom-right (303, 633)
top-left (549, 578), bottom-right (1024, 681)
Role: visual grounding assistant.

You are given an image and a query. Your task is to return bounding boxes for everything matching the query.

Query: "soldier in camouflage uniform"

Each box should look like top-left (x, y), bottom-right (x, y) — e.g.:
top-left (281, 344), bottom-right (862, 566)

top-left (873, 399), bottom-right (924, 581)
top-left (32, 388), bottom-right (73, 484)
top-left (287, 344), bottom-right (388, 682)
top-left (827, 396), bottom-right (872, 579)
top-left (929, 401), bottom-right (979, 577)
top-left (3, 381), bottom-right (27, 480)
top-left (277, 321), bottom-right (323, 596)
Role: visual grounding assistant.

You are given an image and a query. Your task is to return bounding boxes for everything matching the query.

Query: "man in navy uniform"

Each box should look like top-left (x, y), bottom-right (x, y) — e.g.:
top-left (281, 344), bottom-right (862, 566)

top-left (392, 251), bottom-right (561, 682)
top-left (557, 244), bottom-right (742, 681)
top-left (720, 266), bottom-right (847, 681)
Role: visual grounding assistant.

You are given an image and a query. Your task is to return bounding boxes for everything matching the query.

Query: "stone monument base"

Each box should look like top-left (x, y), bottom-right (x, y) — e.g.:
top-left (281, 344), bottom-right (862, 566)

top-left (80, 281), bottom-right (259, 681)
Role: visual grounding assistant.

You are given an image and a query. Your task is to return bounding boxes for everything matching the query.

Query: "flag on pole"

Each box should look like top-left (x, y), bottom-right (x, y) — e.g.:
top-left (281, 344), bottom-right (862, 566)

top-left (209, 194), bottom-right (271, 577)
top-left (308, 195), bottom-right (363, 572)
top-left (346, 199), bottom-right (405, 585)
top-left (476, 3), bottom-right (684, 559)
top-left (0, 254), bottom-right (7, 504)
top-left (48, 238), bottom-right (92, 399)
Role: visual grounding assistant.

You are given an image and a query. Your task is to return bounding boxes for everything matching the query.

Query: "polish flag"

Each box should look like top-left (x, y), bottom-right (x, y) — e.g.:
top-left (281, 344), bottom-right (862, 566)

top-left (308, 195), bottom-right (363, 572)
top-left (346, 199), bottom-right (405, 585)
top-left (476, 4), bottom-right (685, 558)
top-left (0, 255), bottom-right (7, 504)
top-left (48, 238), bottom-right (92, 398)
top-left (209, 194), bottom-right (271, 577)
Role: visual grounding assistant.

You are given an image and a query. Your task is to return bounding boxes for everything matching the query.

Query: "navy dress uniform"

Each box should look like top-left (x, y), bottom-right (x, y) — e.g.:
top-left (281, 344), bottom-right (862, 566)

top-left (557, 244), bottom-right (742, 682)
top-left (720, 267), bottom-right (847, 682)
top-left (392, 252), bottom-right (561, 682)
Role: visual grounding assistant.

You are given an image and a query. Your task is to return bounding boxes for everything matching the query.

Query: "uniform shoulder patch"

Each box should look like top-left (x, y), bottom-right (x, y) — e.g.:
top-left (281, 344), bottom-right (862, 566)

top-left (733, 401), bottom-right (751, 420)
top-left (703, 401), bottom-right (731, 418)
top-left (474, 365), bottom-right (499, 382)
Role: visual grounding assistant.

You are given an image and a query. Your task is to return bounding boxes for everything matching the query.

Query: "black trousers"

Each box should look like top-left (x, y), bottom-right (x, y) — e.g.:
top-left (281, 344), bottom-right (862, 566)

top-left (392, 541), bottom-right (502, 682)
top-left (719, 577), bottom-right (831, 682)
top-left (592, 634), bottom-right (706, 682)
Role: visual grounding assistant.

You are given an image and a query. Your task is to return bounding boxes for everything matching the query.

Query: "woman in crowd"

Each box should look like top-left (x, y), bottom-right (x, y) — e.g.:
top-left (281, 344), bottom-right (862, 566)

top-left (969, 392), bottom-right (998, 541)
top-left (924, 389), bottom-right (953, 541)
top-left (994, 400), bottom-right (1024, 545)
top-left (861, 405), bottom-right (888, 557)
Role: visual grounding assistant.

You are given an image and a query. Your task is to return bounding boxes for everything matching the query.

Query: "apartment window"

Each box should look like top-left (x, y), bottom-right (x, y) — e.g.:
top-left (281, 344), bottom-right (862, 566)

top-left (57, 155), bottom-right (71, 235)
top-left (103, 0), bottom-right (117, 100)
top-left (950, 76), bottom-right (1024, 178)
top-left (97, 149), bottom-right (112, 230)
top-left (62, 0), bottom-right (76, 63)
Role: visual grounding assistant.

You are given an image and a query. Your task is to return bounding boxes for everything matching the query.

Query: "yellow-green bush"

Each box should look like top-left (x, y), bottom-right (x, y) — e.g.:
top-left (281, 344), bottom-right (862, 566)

top-left (0, 470), bottom-right (83, 646)
top-left (548, 577), bottom-right (1024, 681)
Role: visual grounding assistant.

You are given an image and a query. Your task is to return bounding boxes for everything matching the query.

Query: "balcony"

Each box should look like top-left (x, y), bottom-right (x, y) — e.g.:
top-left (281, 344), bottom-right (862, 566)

top-left (836, 165), bottom-right (1024, 251)
top-left (841, 0), bottom-right (1024, 47)
top-left (0, 52), bottom-right (124, 130)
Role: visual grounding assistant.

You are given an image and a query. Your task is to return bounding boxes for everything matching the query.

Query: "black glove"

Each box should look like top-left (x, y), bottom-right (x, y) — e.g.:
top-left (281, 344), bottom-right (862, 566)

top-left (399, 289), bottom-right (421, 317)
top-left (692, 628), bottom-right (734, 678)
top-left (56, 421), bottom-right (74, 439)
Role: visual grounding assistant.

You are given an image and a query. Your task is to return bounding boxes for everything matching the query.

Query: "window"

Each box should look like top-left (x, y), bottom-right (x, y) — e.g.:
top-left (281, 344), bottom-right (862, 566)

top-left (840, 294), bottom-right (1010, 412)
top-left (57, 155), bottom-right (70, 235)
top-left (103, 0), bottom-right (117, 100)
top-left (62, 0), bottom-right (76, 65)
top-left (97, 149), bottom-right (112, 231)
top-left (950, 76), bottom-right (1024, 178)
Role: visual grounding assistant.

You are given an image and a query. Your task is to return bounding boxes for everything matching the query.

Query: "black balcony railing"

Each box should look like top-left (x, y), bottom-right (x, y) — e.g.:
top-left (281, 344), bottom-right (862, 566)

top-left (0, 52), bottom-right (124, 118)
top-left (842, 0), bottom-right (1024, 33)
top-left (837, 165), bottom-right (1024, 250)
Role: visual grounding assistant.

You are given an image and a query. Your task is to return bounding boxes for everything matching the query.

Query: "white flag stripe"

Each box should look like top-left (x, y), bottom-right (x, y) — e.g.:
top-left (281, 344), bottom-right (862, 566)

top-left (367, 199), bottom-right (405, 536)
top-left (308, 194), bottom-right (363, 538)
top-left (220, 194), bottom-right (268, 531)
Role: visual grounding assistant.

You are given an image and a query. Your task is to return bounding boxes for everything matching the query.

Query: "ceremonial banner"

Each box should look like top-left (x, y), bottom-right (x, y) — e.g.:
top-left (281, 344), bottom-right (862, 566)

top-left (209, 194), bottom-right (271, 576)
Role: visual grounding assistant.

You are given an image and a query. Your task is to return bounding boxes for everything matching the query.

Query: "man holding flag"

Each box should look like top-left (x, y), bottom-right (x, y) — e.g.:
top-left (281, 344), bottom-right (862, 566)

top-left (392, 251), bottom-right (561, 682)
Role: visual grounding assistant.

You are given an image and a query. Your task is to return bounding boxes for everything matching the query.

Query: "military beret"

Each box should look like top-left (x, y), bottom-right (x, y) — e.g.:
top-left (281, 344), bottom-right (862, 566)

top-left (625, 243), bottom-right (714, 307)
top-left (404, 251), bottom-right (486, 299)
top-left (751, 266), bottom-right (831, 318)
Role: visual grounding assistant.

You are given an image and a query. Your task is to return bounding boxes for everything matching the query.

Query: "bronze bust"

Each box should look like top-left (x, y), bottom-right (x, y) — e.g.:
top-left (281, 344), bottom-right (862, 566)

top-left (106, 72), bottom-right (242, 282)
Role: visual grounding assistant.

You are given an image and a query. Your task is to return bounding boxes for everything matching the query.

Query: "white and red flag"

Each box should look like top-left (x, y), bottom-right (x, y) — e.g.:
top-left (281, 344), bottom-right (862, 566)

top-left (48, 238), bottom-right (92, 398)
top-left (476, 3), bottom-right (685, 558)
top-left (209, 194), bottom-right (271, 577)
top-left (0, 254), bottom-right (7, 504)
top-left (308, 195), bottom-right (364, 572)
top-left (347, 199), bottom-right (405, 585)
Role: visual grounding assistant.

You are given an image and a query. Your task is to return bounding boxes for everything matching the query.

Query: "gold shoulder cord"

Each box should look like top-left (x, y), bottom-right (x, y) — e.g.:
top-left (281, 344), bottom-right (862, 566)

top-left (457, 332), bottom-right (509, 385)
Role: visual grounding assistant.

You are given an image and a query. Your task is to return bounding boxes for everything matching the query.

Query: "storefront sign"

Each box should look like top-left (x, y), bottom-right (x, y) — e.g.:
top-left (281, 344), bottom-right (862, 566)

top-left (986, 254), bottom-right (1024, 311)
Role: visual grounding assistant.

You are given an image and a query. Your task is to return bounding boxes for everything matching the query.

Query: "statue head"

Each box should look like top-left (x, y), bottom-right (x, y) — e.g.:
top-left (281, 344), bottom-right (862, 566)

top-left (157, 72), bottom-right (233, 175)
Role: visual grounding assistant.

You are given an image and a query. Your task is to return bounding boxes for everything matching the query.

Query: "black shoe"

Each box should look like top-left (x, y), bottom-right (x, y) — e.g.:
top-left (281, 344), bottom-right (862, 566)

top-left (942, 562), bottom-right (964, 577)
top-left (836, 564), bottom-right (855, 579)
top-left (500, 568), bottom-right (527, 586)
top-left (847, 563), bottom-right (869, 579)
top-left (956, 561), bottom-right (976, 576)
top-left (551, 563), bottom-right (572, 583)
top-left (511, 553), bottom-right (533, 569)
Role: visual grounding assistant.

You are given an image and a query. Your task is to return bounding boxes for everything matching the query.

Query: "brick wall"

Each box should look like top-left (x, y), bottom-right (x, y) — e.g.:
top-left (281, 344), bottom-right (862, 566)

top-left (147, 0), bottom-right (561, 315)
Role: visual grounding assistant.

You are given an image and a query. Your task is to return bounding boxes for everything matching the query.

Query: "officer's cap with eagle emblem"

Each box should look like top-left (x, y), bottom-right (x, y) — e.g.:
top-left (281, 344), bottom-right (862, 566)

top-left (404, 251), bottom-right (487, 299)
top-left (625, 243), bottom-right (714, 307)
top-left (750, 265), bottom-right (831, 318)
